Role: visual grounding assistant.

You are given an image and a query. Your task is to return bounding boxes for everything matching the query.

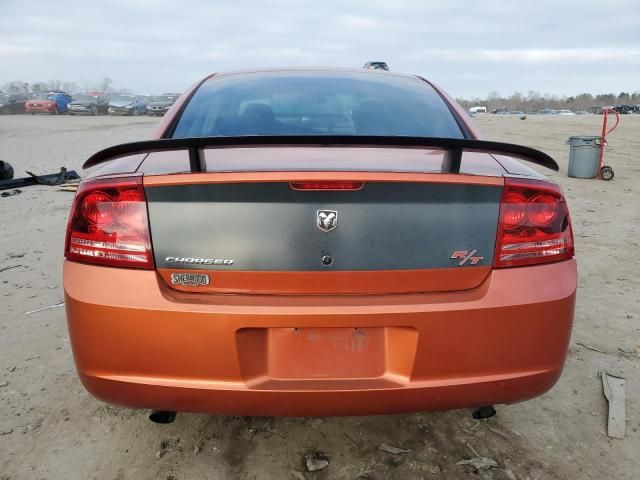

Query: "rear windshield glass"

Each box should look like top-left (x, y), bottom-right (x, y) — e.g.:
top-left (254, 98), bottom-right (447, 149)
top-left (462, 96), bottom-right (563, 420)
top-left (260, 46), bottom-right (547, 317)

top-left (171, 72), bottom-right (463, 139)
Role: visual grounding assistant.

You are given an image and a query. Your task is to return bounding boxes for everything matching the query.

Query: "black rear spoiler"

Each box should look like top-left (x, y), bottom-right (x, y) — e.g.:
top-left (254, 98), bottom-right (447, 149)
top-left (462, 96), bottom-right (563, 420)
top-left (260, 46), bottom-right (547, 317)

top-left (83, 135), bottom-right (559, 173)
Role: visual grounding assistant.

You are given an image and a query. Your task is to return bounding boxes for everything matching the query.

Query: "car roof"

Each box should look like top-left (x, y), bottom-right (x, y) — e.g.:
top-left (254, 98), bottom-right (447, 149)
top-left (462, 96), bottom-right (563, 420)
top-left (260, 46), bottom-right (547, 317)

top-left (207, 67), bottom-right (417, 81)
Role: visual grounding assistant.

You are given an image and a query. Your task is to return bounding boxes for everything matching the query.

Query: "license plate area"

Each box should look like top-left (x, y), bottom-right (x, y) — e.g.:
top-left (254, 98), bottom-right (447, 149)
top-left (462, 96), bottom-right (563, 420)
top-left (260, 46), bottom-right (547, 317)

top-left (269, 327), bottom-right (384, 379)
top-left (237, 327), bottom-right (418, 389)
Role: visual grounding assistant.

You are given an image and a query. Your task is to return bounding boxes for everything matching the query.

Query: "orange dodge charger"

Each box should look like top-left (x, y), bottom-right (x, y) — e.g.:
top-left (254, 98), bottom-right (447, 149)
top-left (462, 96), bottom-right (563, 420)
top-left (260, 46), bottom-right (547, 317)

top-left (64, 69), bottom-right (576, 422)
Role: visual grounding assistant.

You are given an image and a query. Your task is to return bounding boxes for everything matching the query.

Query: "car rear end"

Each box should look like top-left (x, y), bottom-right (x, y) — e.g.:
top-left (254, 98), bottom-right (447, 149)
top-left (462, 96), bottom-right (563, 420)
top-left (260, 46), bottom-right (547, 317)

top-left (108, 104), bottom-right (131, 115)
top-left (63, 70), bottom-right (576, 416)
top-left (147, 104), bottom-right (170, 116)
top-left (26, 98), bottom-right (57, 114)
top-left (68, 101), bottom-right (96, 115)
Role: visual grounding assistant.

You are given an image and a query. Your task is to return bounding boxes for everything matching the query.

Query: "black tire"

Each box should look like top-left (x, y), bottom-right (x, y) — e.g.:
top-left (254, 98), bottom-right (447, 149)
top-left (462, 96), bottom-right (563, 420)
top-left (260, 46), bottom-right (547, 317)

top-left (600, 166), bottom-right (614, 181)
top-left (0, 160), bottom-right (14, 180)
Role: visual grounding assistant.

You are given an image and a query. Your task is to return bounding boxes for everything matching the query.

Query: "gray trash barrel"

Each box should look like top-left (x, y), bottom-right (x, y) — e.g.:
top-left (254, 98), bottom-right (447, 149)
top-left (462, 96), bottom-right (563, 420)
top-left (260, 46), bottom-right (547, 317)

top-left (567, 136), bottom-right (601, 178)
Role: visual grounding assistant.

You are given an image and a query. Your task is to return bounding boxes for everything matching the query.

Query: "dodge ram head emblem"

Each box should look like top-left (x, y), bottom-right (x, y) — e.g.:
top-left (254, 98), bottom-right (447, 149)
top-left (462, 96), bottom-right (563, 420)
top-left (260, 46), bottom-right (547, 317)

top-left (317, 210), bottom-right (338, 232)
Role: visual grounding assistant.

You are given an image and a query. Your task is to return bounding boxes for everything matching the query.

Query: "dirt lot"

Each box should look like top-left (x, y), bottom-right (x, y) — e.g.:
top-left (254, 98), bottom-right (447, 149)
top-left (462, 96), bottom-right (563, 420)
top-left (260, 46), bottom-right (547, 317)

top-left (0, 114), bottom-right (638, 480)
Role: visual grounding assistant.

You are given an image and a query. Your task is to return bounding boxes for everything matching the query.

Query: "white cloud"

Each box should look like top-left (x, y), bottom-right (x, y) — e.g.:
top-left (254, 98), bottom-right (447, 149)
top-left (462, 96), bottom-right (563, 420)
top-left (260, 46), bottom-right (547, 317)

top-left (0, 44), bottom-right (44, 55)
top-left (0, 0), bottom-right (638, 97)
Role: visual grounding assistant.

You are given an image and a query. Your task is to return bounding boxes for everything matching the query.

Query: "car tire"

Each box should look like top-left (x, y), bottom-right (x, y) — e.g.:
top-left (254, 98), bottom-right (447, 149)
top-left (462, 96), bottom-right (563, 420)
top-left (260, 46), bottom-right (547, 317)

top-left (0, 106), bottom-right (10, 115)
top-left (0, 160), bottom-right (14, 180)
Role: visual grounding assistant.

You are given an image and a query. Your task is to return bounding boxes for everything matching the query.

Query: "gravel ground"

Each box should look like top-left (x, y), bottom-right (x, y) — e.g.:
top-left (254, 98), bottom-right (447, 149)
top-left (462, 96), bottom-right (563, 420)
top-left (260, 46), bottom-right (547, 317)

top-left (0, 113), bottom-right (638, 480)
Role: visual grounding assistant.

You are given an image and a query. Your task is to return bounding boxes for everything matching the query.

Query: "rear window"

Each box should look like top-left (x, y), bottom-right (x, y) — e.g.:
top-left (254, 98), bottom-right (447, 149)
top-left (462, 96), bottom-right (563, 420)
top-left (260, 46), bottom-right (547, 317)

top-left (171, 72), bottom-right (464, 139)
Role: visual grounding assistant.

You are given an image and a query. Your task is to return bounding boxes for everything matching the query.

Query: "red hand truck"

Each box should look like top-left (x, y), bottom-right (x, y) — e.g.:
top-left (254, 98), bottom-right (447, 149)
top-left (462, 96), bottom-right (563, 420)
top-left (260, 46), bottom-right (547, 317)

top-left (597, 107), bottom-right (620, 181)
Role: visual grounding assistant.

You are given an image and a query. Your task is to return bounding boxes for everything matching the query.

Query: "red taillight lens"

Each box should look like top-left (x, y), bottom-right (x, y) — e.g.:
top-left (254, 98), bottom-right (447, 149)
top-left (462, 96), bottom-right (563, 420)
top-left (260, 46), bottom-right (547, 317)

top-left (81, 191), bottom-right (115, 226)
top-left (290, 181), bottom-right (364, 190)
top-left (65, 176), bottom-right (154, 269)
top-left (528, 193), bottom-right (558, 226)
top-left (502, 191), bottom-right (527, 231)
top-left (494, 178), bottom-right (574, 268)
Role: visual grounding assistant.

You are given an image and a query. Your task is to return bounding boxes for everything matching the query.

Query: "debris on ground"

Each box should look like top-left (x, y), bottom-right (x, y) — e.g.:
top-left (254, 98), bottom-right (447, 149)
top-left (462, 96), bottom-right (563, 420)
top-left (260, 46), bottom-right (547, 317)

top-left (0, 167), bottom-right (80, 191)
top-left (290, 470), bottom-right (306, 480)
top-left (24, 302), bottom-right (65, 315)
top-left (466, 442), bottom-right (481, 457)
top-left (576, 342), bottom-right (606, 354)
top-left (57, 184), bottom-right (79, 192)
top-left (26, 168), bottom-right (78, 186)
top-left (600, 371), bottom-right (626, 439)
top-left (456, 457), bottom-right (499, 471)
top-left (0, 264), bottom-right (22, 273)
top-left (305, 454), bottom-right (329, 472)
top-left (343, 432), bottom-right (360, 449)
top-left (378, 443), bottom-right (411, 454)
top-left (193, 439), bottom-right (204, 455)
top-left (505, 469), bottom-right (518, 480)
top-left (1, 189), bottom-right (21, 197)
top-left (155, 438), bottom-right (183, 459)
top-left (0, 429), bottom-right (13, 436)
top-left (487, 426), bottom-right (510, 439)
top-left (618, 347), bottom-right (640, 359)
top-left (0, 381), bottom-right (9, 387)
top-left (408, 461), bottom-right (441, 474)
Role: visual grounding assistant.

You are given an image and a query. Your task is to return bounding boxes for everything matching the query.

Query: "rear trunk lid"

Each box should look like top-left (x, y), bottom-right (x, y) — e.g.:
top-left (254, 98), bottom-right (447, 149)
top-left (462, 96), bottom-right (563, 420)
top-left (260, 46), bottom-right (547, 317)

top-left (143, 146), bottom-right (504, 295)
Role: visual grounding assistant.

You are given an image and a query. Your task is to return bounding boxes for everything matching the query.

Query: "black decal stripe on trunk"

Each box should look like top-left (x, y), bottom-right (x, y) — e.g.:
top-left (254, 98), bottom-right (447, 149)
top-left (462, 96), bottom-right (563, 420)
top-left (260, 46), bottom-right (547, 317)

top-left (146, 182), bottom-right (501, 272)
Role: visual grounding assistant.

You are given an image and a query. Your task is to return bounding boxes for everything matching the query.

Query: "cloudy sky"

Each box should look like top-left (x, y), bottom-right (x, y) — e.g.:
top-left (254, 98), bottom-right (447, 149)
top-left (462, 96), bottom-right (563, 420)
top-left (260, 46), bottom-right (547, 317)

top-left (1, 0), bottom-right (638, 98)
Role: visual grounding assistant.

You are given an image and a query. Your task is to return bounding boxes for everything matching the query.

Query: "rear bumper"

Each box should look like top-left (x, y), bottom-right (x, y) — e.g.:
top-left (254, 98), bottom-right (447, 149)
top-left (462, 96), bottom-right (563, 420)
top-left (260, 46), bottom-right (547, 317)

top-left (64, 259), bottom-right (577, 416)
top-left (108, 108), bottom-right (133, 115)
top-left (26, 105), bottom-right (56, 113)
top-left (68, 107), bottom-right (94, 114)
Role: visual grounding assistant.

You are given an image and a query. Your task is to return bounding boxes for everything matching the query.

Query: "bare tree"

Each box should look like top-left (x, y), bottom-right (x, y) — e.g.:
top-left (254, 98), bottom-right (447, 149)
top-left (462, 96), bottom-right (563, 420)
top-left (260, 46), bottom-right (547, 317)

top-left (62, 81), bottom-right (80, 95)
top-left (2, 80), bottom-right (29, 92)
top-left (48, 79), bottom-right (62, 90)
top-left (455, 89), bottom-right (635, 114)
top-left (99, 77), bottom-right (114, 95)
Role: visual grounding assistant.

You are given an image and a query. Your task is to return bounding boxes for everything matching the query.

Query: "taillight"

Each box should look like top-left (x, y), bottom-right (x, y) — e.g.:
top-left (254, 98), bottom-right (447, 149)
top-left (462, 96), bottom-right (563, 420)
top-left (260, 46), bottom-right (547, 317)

top-left (290, 181), bottom-right (364, 190)
top-left (64, 176), bottom-right (154, 269)
top-left (494, 178), bottom-right (574, 268)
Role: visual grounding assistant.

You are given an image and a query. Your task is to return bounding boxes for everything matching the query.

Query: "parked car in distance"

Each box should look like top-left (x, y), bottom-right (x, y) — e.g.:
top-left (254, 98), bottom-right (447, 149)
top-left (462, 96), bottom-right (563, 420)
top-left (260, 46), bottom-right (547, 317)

top-left (108, 94), bottom-right (147, 116)
top-left (146, 94), bottom-right (179, 116)
top-left (68, 94), bottom-right (109, 115)
top-left (25, 91), bottom-right (72, 114)
top-left (556, 109), bottom-right (575, 116)
top-left (363, 61), bottom-right (389, 71)
top-left (574, 111), bottom-right (591, 115)
top-left (64, 68), bottom-right (576, 419)
top-left (468, 106), bottom-right (487, 114)
top-left (0, 92), bottom-right (29, 114)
